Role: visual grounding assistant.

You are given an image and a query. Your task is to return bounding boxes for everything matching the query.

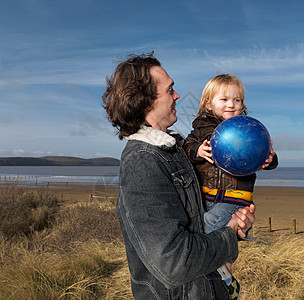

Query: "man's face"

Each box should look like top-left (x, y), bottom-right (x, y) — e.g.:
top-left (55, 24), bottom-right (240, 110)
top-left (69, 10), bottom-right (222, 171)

top-left (145, 66), bottom-right (180, 132)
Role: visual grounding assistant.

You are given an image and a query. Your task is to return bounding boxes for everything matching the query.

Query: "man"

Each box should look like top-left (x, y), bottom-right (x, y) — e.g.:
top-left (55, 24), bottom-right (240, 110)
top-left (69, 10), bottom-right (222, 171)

top-left (103, 53), bottom-right (255, 299)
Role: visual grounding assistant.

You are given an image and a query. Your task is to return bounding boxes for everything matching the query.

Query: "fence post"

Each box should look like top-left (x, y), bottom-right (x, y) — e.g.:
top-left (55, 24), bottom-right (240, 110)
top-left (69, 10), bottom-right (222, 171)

top-left (268, 217), bottom-right (272, 232)
top-left (252, 224), bottom-right (255, 237)
top-left (292, 218), bottom-right (296, 234)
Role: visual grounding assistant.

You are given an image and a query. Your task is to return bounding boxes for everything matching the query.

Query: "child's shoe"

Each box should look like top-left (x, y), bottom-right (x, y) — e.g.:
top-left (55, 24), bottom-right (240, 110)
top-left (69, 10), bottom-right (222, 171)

top-left (240, 227), bottom-right (257, 241)
top-left (227, 276), bottom-right (241, 300)
top-left (216, 265), bottom-right (232, 285)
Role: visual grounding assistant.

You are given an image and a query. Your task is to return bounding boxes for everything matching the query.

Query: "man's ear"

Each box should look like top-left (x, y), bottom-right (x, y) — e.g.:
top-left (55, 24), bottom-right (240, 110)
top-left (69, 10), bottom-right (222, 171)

top-left (144, 106), bottom-right (152, 126)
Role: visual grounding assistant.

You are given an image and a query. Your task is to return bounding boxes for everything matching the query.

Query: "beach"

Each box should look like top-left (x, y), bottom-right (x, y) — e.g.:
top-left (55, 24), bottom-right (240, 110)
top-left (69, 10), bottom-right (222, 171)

top-left (4, 182), bottom-right (303, 234)
top-left (253, 186), bottom-right (304, 233)
top-left (44, 184), bottom-right (304, 234)
top-left (1, 183), bottom-right (303, 299)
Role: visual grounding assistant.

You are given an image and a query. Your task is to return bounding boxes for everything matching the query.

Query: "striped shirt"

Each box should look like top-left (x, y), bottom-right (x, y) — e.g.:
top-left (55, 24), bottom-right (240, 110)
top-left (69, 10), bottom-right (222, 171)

top-left (202, 186), bottom-right (254, 207)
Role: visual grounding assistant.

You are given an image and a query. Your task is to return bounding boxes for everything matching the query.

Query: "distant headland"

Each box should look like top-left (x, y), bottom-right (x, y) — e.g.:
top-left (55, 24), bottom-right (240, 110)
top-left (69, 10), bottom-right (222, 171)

top-left (0, 156), bottom-right (120, 166)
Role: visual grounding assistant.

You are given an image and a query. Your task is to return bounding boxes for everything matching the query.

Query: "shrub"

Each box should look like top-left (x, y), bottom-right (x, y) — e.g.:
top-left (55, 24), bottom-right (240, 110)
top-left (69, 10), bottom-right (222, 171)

top-left (42, 201), bottom-right (122, 252)
top-left (0, 186), bottom-right (59, 239)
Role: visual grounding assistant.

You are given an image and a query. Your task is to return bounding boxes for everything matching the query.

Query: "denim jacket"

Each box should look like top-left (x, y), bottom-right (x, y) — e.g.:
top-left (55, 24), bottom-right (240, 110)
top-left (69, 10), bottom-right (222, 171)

top-left (117, 126), bottom-right (239, 299)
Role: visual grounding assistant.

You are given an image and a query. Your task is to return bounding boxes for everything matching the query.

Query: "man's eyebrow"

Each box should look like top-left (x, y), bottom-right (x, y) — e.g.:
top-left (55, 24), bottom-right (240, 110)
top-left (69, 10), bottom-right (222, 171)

top-left (167, 81), bottom-right (174, 91)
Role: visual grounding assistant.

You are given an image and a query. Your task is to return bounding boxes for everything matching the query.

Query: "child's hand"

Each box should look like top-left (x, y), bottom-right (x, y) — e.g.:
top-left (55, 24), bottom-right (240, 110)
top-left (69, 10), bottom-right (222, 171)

top-left (259, 140), bottom-right (276, 170)
top-left (197, 139), bottom-right (214, 164)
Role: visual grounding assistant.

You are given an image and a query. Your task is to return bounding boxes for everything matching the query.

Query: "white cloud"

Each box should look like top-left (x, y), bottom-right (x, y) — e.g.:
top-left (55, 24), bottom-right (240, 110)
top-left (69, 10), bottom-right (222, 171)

top-left (0, 116), bottom-right (14, 125)
top-left (275, 150), bottom-right (304, 167)
top-left (1, 4), bottom-right (304, 165)
top-left (155, 43), bottom-right (304, 87)
top-left (12, 149), bottom-right (25, 155)
top-left (69, 112), bottom-right (111, 137)
top-left (0, 148), bottom-right (25, 156)
top-left (211, 44), bottom-right (304, 71)
top-left (273, 133), bottom-right (304, 151)
top-left (2, 40), bottom-right (304, 92)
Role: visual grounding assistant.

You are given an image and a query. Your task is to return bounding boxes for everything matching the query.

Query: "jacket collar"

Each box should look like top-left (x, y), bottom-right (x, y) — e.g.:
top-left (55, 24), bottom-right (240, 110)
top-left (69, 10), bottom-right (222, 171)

top-left (125, 126), bottom-right (184, 148)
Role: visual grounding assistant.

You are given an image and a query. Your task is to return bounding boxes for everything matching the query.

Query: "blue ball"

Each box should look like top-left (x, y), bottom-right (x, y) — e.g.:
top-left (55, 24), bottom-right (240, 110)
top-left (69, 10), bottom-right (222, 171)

top-left (210, 116), bottom-right (271, 176)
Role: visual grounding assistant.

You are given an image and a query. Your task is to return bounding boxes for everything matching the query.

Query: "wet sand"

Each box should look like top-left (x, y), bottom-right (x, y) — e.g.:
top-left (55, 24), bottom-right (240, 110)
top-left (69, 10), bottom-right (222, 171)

top-left (253, 186), bottom-right (304, 233)
top-left (58, 184), bottom-right (304, 233)
top-left (46, 184), bottom-right (304, 233)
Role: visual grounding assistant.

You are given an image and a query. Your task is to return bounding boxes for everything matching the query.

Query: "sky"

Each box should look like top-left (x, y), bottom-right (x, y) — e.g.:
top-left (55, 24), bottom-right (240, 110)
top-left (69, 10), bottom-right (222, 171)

top-left (1, 0), bottom-right (304, 167)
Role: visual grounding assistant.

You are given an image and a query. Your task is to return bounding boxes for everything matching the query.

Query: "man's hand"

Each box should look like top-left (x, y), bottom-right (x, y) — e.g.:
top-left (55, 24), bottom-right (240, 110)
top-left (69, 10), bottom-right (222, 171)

top-left (227, 204), bottom-right (255, 238)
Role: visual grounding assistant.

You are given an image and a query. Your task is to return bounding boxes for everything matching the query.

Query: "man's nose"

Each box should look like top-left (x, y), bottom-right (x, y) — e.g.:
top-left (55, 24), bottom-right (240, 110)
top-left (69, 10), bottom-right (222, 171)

top-left (174, 91), bottom-right (180, 100)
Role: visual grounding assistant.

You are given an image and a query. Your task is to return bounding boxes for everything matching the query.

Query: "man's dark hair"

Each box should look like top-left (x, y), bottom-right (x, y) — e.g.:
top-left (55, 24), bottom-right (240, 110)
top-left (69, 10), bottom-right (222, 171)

top-left (102, 52), bottom-right (161, 139)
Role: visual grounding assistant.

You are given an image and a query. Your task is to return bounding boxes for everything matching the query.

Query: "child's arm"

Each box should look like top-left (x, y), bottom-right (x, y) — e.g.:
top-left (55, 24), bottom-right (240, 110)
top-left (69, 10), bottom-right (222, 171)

top-left (183, 117), bottom-right (217, 164)
top-left (197, 139), bottom-right (214, 164)
top-left (184, 128), bottom-right (213, 164)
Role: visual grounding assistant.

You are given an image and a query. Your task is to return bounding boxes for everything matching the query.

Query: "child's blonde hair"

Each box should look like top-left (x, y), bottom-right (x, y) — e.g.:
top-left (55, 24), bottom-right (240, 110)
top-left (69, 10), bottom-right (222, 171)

top-left (197, 74), bottom-right (247, 117)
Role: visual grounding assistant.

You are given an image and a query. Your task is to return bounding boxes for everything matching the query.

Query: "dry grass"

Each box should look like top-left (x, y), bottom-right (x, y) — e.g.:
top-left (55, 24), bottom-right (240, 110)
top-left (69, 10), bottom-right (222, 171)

top-left (0, 185), bottom-right (59, 239)
top-left (0, 185), bottom-right (132, 300)
top-left (1, 185), bottom-right (303, 299)
top-left (42, 201), bottom-right (122, 253)
top-left (0, 238), bottom-right (131, 299)
top-left (234, 233), bottom-right (304, 300)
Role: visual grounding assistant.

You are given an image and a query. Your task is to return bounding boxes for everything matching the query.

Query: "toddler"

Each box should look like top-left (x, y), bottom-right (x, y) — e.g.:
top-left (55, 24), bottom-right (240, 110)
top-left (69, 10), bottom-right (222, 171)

top-left (184, 74), bottom-right (278, 300)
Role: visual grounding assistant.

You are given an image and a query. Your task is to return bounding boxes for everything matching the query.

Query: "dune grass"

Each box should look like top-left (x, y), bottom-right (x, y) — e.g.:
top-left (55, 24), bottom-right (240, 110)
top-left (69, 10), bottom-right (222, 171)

top-left (234, 233), bottom-right (304, 300)
top-left (0, 238), bottom-right (131, 300)
top-left (0, 185), bottom-right (303, 299)
top-left (0, 185), bottom-right (132, 299)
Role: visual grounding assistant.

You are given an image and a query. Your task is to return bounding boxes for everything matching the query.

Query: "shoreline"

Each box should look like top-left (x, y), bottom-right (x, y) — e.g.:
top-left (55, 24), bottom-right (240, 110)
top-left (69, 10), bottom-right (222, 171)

top-left (1, 183), bottom-right (303, 233)
top-left (1, 179), bottom-right (304, 189)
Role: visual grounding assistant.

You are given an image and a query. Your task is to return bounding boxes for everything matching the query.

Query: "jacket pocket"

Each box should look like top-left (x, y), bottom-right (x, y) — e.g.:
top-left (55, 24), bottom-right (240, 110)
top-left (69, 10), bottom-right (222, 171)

top-left (171, 169), bottom-right (199, 218)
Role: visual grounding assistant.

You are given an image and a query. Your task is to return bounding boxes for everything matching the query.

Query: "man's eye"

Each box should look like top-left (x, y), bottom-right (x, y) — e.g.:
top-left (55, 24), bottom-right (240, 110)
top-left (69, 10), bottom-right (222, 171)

top-left (169, 89), bottom-right (174, 95)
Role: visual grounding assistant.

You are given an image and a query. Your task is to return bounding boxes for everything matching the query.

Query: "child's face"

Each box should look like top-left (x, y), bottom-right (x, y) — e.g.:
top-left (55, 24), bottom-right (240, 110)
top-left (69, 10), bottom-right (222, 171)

top-left (206, 84), bottom-right (243, 120)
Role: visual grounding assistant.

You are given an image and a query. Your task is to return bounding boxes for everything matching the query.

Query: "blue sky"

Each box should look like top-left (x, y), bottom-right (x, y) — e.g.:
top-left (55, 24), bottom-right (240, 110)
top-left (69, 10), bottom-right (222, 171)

top-left (1, 0), bottom-right (304, 167)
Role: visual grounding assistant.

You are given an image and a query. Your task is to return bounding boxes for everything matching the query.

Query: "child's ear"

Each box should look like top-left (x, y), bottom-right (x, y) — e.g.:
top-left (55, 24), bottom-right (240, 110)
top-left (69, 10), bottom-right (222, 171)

top-left (205, 100), bottom-right (212, 111)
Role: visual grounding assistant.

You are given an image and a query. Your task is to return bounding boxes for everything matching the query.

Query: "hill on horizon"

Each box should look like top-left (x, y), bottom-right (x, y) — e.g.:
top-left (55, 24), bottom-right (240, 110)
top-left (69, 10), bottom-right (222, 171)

top-left (0, 156), bottom-right (120, 166)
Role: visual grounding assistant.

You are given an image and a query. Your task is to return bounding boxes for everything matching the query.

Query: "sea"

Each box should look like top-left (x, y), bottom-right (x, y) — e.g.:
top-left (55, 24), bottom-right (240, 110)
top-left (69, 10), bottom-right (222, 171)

top-left (0, 166), bottom-right (303, 188)
top-left (0, 166), bottom-right (120, 188)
